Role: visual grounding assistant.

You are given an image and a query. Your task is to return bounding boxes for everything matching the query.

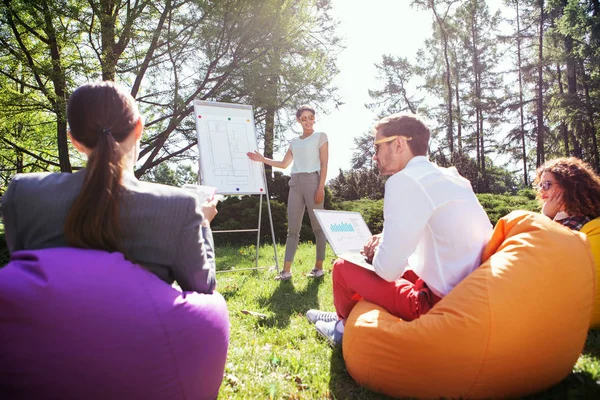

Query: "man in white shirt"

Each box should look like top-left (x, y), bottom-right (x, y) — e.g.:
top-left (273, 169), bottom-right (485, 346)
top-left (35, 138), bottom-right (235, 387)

top-left (306, 112), bottom-right (492, 346)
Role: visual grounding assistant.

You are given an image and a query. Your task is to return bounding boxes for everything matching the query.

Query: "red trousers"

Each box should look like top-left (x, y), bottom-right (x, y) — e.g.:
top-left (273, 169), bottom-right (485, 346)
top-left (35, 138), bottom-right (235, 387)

top-left (332, 258), bottom-right (442, 321)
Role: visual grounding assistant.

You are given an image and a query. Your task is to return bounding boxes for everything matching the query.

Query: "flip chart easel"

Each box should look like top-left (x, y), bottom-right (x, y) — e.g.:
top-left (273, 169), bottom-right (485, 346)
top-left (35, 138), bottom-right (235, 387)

top-left (193, 99), bottom-right (280, 273)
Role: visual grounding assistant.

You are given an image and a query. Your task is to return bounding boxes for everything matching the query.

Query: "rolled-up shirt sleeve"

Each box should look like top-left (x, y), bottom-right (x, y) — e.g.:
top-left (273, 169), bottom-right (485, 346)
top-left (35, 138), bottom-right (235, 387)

top-left (173, 197), bottom-right (216, 293)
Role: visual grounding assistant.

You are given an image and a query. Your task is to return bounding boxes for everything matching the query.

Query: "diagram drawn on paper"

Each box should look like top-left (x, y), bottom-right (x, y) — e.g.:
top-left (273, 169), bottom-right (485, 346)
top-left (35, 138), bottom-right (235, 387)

top-left (193, 100), bottom-right (265, 194)
top-left (313, 210), bottom-right (373, 254)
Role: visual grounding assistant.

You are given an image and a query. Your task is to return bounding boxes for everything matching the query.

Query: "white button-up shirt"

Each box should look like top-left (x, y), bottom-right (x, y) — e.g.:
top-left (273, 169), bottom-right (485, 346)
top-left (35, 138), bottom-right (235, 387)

top-left (372, 156), bottom-right (493, 297)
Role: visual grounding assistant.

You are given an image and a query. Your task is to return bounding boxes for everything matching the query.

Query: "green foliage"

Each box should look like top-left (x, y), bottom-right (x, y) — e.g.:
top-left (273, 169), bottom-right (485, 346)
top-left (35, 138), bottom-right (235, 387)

top-left (367, 55), bottom-right (422, 117)
top-left (329, 190), bottom-right (539, 231)
top-left (266, 172), bottom-right (291, 205)
top-left (369, 0), bottom-right (600, 187)
top-left (0, 0), bottom-right (342, 182)
top-left (433, 152), bottom-right (520, 194)
top-left (476, 190), bottom-right (540, 226)
top-left (211, 196), bottom-right (289, 246)
top-left (212, 173), bottom-right (337, 247)
top-left (336, 199), bottom-right (384, 234)
top-left (241, 0), bottom-right (341, 156)
top-left (141, 163), bottom-right (197, 187)
top-left (210, 186), bottom-right (541, 248)
top-left (328, 168), bottom-right (386, 202)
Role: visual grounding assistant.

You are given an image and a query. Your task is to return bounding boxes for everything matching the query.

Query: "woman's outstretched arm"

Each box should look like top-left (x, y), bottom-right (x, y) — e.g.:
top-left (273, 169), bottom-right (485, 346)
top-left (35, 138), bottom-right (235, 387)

top-left (247, 148), bottom-right (293, 169)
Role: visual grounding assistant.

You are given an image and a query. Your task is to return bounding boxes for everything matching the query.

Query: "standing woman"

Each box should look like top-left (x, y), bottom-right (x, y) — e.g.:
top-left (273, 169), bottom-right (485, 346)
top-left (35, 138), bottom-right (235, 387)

top-left (247, 105), bottom-right (328, 281)
top-left (2, 81), bottom-right (218, 294)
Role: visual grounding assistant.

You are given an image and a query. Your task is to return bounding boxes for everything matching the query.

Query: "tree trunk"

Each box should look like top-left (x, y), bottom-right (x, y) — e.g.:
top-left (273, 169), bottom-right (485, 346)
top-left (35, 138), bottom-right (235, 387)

top-left (431, 2), bottom-right (454, 155)
top-left (536, 0), bottom-right (545, 167)
top-left (479, 106), bottom-right (485, 177)
top-left (263, 103), bottom-right (275, 184)
top-left (263, 47), bottom-right (280, 186)
top-left (516, 0), bottom-right (528, 186)
top-left (454, 68), bottom-right (462, 154)
top-left (442, 34), bottom-right (453, 155)
top-left (561, 0), bottom-right (583, 159)
top-left (100, 0), bottom-right (117, 81)
top-left (42, 0), bottom-right (71, 172)
top-left (556, 64), bottom-right (570, 156)
top-left (16, 79), bottom-right (25, 172)
top-left (471, 12), bottom-right (482, 171)
top-left (581, 62), bottom-right (600, 170)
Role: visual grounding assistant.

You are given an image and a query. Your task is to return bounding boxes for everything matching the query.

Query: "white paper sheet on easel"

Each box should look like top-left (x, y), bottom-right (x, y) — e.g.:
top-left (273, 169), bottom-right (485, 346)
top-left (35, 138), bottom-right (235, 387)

top-left (193, 100), bottom-right (266, 195)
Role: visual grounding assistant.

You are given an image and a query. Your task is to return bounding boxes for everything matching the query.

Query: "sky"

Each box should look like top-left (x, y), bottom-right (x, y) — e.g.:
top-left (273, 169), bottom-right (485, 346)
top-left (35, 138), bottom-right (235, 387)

top-left (276, 0), bottom-right (433, 182)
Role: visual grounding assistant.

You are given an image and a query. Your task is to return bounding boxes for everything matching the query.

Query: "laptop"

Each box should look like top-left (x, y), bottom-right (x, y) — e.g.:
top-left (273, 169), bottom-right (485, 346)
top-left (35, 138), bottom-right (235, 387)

top-left (313, 210), bottom-right (375, 271)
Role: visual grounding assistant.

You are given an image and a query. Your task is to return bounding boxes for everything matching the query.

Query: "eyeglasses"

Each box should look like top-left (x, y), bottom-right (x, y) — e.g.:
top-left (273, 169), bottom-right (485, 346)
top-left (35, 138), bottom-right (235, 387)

top-left (373, 135), bottom-right (412, 155)
top-left (537, 180), bottom-right (556, 191)
top-left (300, 115), bottom-right (315, 122)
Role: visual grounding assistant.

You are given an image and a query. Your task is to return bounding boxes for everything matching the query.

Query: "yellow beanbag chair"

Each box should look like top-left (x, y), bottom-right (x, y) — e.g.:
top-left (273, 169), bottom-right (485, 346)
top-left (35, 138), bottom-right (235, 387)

top-left (343, 211), bottom-right (595, 399)
top-left (581, 217), bottom-right (600, 328)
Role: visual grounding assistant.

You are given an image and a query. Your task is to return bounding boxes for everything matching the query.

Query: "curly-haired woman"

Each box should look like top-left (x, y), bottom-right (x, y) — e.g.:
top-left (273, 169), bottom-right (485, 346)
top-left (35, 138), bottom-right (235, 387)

top-left (534, 157), bottom-right (600, 230)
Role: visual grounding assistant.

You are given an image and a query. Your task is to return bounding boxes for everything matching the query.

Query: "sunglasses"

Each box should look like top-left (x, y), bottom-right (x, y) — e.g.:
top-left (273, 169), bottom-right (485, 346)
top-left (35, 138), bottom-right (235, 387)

top-left (300, 115), bottom-right (315, 122)
top-left (537, 180), bottom-right (556, 191)
top-left (373, 135), bottom-right (412, 155)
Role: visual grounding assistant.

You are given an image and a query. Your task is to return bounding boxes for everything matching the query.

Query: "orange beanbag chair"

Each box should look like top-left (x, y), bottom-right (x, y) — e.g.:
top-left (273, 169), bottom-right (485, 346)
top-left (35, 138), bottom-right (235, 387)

top-left (581, 217), bottom-right (600, 328)
top-left (343, 211), bottom-right (595, 399)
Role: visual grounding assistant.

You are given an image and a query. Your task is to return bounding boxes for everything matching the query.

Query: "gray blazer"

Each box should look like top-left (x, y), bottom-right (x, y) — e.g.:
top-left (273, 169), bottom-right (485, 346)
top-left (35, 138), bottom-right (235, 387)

top-left (1, 170), bottom-right (216, 294)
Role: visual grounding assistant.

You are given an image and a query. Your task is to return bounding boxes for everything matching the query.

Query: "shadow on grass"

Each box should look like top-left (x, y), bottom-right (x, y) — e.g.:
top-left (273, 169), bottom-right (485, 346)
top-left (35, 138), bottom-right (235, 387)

top-left (326, 329), bottom-right (600, 400)
top-left (328, 347), bottom-right (396, 400)
top-left (524, 329), bottom-right (600, 399)
top-left (328, 353), bottom-right (600, 400)
top-left (218, 273), bottom-right (251, 301)
top-left (583, 329), bottom-right (600, 358)
top-left (215, 253), bottom-right (258, 272)
top-left (294, 275), bottom-right (327, 313)
top-left (523, 372), bottom-right (600, 400)
top-left (256, 276), bottom-right (324, 329)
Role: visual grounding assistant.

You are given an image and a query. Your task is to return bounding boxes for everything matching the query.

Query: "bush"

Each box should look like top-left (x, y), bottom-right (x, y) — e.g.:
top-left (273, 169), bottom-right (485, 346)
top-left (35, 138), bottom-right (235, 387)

top-left (212, 180), bottom-right (338, 247)
top-left (210, 196), bottom-right (287, 246)
top-left (477, 190), bottom-right (539, 225)
top-left (333, 189), bottom-right (540, 232)
top-left (336, 198), bottom-right (384, 234)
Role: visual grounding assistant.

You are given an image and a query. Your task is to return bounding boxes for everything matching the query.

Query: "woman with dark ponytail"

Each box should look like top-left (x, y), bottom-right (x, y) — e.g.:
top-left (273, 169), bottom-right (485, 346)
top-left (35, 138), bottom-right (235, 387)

top-left (2, 81), bottom-right (218, 294)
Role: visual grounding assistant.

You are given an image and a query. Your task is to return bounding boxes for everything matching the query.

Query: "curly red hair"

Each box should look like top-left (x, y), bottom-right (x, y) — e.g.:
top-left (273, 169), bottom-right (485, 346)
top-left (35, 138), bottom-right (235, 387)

top-left (535, 157), bottom-right (600, 219)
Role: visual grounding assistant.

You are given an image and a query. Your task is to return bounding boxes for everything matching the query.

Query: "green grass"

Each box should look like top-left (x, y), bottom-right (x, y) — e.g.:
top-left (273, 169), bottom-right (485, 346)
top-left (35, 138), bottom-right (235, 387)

top-left (216, 242), bottom-right (600, 399)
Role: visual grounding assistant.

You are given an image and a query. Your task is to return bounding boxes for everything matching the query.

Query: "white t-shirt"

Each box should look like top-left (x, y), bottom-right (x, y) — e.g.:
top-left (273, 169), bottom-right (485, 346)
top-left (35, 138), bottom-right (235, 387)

top-left (372, 156), bottom-right (492, 297)
top-left (289, 132), bottom-right (328, 174)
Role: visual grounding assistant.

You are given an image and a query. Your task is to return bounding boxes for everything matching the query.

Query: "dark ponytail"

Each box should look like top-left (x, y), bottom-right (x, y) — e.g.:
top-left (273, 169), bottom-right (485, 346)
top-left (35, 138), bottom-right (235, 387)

top-left (64, 82), bottom-right (140, 254)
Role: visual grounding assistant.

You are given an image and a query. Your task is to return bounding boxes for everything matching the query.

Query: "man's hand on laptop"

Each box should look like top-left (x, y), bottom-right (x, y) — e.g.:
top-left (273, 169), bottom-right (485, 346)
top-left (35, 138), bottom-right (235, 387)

top-left (361, 233), bottom-right (382, 263)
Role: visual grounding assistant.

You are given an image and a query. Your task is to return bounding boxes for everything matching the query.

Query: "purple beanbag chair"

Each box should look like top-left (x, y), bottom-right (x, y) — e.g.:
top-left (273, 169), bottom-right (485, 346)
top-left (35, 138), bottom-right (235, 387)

top-left (0, 248), bottom-right (229, 400)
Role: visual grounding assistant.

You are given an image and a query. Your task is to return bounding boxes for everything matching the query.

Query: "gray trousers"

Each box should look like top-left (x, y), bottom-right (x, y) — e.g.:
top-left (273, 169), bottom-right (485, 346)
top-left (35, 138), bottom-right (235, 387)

top-left (284, 172), bottom-right (326, 263)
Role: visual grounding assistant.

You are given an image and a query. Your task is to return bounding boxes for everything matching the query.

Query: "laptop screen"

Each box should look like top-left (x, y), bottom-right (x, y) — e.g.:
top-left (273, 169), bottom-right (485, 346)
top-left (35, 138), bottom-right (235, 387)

top-left (313, 210), bottom-right (373, 255)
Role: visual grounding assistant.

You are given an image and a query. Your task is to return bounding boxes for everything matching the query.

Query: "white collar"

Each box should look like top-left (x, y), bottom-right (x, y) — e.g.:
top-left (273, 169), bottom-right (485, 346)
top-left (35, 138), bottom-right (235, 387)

top-left (554, 210), bottom-right (570, 220)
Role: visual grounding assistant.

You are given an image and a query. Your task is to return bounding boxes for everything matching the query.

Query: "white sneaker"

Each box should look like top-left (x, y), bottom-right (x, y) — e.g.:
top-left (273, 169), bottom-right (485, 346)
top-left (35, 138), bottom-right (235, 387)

top-left (306, 309), bottom-right (338, 325)
top-left (307, 268), bottom-right (324, 278)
